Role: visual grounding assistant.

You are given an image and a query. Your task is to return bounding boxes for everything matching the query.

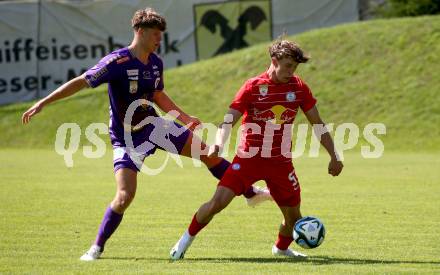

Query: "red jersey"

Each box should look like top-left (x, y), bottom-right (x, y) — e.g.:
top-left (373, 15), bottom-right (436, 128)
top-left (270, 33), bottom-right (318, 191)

top-left (230, 72), bottom-right (317, 162)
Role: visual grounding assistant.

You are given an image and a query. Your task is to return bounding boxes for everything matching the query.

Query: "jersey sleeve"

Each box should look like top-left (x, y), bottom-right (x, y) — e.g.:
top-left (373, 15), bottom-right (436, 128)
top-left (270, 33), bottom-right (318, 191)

top-left (229, 80), bottom-right (251, 113)
top-left (83, 55), bottom-right (119, 88)
top-left (299, 81), bottom-right (317, 112)
top-left (153, 54), bottom-right (164, 91)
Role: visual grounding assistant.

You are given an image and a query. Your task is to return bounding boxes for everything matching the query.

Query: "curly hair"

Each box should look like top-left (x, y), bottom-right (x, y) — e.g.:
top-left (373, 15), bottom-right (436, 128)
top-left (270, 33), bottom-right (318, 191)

top-left (131, 7), bottom-right (166, 31)
top-left (269, 39), bottom-right (309, 63)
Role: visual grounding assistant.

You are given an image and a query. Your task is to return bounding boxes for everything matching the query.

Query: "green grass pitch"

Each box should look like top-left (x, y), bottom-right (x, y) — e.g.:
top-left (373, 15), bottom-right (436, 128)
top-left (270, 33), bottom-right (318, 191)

top-left (1, 149), bottom-right (439, 274)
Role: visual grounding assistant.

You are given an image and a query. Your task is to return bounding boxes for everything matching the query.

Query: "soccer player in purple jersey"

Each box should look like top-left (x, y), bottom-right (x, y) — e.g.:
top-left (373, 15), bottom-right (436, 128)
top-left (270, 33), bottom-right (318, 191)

top-left (21, 8), bottom-right (271, 261)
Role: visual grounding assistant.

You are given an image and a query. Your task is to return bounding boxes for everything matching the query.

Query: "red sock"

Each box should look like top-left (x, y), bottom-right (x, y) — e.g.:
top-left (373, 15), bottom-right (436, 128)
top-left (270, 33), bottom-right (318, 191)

top-left (188, 213), bottom-right (208, 236)
top-left (275, 233), bottom-right (293, 250)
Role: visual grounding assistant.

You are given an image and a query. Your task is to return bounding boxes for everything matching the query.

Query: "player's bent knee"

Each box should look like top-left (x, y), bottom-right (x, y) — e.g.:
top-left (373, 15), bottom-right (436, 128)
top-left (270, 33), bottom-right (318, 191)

top-left (115, 191), bottom-right (135, 209)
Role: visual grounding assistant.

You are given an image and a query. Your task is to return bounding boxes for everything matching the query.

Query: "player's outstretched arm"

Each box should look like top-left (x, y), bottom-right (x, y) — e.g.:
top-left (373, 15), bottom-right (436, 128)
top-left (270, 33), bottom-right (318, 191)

top-left (153, 90), bottom-right (201, 131)
top-left (208, 108), bottom-right (242, 158)
top-left (22, 76), bottom-right (89, 124)
top-left (304, 106), bottom-right (343, 176)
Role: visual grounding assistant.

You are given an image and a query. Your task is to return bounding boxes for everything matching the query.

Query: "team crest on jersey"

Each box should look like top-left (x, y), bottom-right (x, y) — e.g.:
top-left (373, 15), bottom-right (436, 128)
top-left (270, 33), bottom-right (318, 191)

top-left (232, 163), bottom-right (241, 170)
top-left (286, 92), bottom-right (296, 102)
top-left (129, 80), bottom-right (137, 94)
top-left (259, 85), bottom-right (268, 96)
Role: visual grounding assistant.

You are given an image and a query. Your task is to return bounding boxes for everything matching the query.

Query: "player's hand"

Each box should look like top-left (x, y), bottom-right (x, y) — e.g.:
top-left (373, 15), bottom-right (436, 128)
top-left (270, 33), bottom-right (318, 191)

top-left (208, 145), bottom-right (221, 158)
top-left (185, 116), bottom-right (202, 131)
top-left (22, 101), bottom-right (44, 124)
top-left (328, 158), bottom-right (343, 176)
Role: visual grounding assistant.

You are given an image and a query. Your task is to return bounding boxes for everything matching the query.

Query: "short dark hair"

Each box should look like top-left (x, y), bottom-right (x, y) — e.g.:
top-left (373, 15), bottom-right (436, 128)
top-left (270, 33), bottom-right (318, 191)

top-left (131, 7), bottom-right (166, 31)
top-left (269, 39), bottom-right (309, 63)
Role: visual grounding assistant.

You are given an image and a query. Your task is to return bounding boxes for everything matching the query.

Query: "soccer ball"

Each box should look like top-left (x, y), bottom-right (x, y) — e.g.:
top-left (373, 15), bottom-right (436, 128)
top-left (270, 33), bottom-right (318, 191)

top-left (293, 216), bottom-right (325, 249)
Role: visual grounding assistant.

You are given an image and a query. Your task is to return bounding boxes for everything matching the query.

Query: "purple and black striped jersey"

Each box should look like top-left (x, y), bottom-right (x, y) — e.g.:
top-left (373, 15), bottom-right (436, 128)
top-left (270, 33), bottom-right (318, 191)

top-left (84, 47), bottom-right (164, 138)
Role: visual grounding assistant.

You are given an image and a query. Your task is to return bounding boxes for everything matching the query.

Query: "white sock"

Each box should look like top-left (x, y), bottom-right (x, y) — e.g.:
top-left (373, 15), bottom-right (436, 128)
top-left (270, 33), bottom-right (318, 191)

top-left (183, 230), bottom-right (195, 242)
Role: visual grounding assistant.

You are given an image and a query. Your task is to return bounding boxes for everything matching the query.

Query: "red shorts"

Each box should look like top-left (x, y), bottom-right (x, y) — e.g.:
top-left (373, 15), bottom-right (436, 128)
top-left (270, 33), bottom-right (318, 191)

top-left (218, 156), bottom-right (301, 207)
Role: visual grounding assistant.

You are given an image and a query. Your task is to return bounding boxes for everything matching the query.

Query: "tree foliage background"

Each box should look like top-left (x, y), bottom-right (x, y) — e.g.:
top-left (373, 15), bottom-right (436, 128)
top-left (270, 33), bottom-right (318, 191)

top-left (375, 0), bottom-right (440, 17)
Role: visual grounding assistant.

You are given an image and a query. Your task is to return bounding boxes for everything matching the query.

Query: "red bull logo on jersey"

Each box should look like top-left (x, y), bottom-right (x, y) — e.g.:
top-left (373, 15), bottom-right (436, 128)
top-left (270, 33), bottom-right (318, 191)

top-left (253, 104), bottom-right (297, 124)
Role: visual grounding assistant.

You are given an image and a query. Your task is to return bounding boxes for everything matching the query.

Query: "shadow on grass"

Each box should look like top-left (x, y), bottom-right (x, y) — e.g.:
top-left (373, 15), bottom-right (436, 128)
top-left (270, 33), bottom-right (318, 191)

top-left (100, 257), bottom-right (148, 261)
top-left (302, 256), bottom-right (440, 265)
top-left (102, 256), bottom-right (440, 265)
top-left (184, 256), bottom-right (440, 265)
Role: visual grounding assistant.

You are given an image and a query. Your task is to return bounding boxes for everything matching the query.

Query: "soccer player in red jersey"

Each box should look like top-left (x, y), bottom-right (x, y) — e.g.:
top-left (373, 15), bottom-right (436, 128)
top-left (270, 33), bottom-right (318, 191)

top-left (21, 7), bottom-right (270, 261)
top-left (170, 39), bottom-right (344, 259)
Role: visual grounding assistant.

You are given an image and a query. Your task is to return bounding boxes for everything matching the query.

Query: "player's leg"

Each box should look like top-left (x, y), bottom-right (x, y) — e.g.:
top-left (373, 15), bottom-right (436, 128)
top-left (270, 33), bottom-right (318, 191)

top-left (80, 145), bottom-right (141, 261)
top-left (265, 164), bottom-right (306, 259)
top-left (195, 185), bottom-right (236, 223)
top-left (152, 118), bottom-right (270, 202)
top-left (151, 118), bottom-right (229, 179)
top-left (170, 156), bottom-right (257, 260)
top-left (170, 186), bottom-right (235, 260)
top-left (278, 205), bottom-right (302, 237)
top-left (271, 205), bottom-right (306, 258)
top-left (98, 167), bottom-right (137, 240)
top-left (245, 185), bottom-right (273, 207)
top-left (179, 130), bottom-right (229, 176)
top-left (178, 129), bottom-right (271, 203)
top-left (110, 168), bottom-right (138, 213)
